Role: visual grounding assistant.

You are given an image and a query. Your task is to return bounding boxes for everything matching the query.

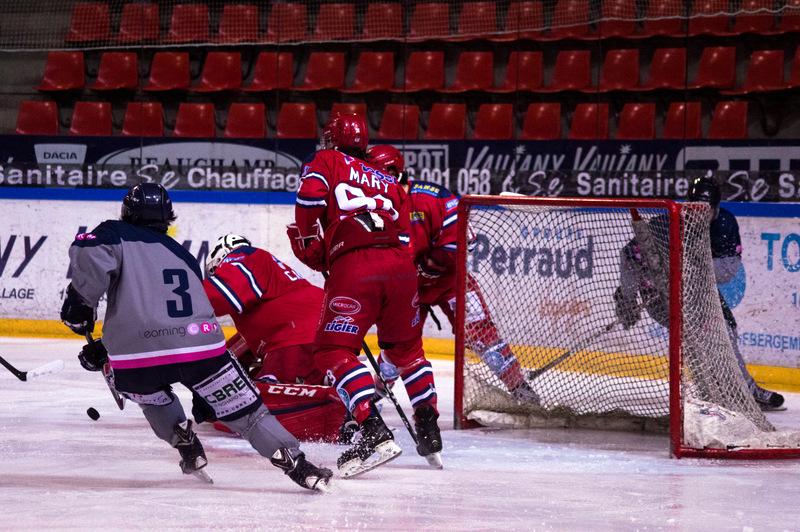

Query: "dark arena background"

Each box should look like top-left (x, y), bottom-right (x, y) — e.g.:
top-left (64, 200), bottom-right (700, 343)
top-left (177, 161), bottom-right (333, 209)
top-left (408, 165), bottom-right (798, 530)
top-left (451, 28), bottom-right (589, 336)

top-left (1, 1), bottom-right (800, 530)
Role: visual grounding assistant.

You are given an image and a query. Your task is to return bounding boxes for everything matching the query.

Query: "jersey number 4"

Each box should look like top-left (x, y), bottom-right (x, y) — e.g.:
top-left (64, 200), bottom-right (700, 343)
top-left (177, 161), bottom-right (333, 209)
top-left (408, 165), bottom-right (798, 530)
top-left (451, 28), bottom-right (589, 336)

top-left (163, 269), bottom-right (194, 318)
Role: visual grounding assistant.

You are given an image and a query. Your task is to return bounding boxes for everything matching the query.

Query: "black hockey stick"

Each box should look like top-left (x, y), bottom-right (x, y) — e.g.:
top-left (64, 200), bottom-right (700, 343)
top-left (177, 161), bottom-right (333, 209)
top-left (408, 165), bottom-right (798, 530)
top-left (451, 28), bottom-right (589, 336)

top-left (0, 355), bottom-right (64, 381)
top-left (85, 332), bottom-right (125, 410)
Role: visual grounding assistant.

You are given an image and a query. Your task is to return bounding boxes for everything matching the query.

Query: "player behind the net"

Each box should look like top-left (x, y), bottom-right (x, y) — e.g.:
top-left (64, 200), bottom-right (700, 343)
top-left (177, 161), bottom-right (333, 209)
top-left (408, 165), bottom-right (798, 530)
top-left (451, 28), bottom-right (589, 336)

top-left (287, 113), bottom-right (443, 475)
top-left (60, 183), bottom-right (332, 491)
top-left (367, 144), bottom-right (538, 403)
top-left (613, 176), bottom-right (784, 410)
top-left (202, 233), bottom-right (353, 443)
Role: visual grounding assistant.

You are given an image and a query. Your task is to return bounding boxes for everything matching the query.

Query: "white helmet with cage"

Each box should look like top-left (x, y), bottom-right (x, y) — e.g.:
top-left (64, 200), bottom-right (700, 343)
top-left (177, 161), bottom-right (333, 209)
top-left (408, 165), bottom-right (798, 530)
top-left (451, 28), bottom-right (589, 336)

top-left (206, 234), bottom-right (251, 275)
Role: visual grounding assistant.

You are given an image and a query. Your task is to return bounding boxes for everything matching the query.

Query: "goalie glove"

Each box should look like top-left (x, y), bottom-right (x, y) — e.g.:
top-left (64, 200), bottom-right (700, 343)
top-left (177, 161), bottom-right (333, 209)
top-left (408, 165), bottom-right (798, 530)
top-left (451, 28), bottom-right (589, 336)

top-left (60, 284), bottom-right (96, 336)
top-left (78, 338), bottom-right (108, 372)
top-left (286, 223), bottom-right (325, 272)
top-left (613, 286), bottom-right (641, 330)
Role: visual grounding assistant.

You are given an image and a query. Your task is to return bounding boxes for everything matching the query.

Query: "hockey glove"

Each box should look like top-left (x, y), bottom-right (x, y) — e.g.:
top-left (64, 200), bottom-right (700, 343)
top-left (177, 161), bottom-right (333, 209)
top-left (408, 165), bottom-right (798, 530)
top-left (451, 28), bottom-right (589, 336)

top-left (286, 223), bottom-right (326, 272)
top-left (60, 284), bottom-right (96, 336)
top-left (78, 338), bottom-right (108, 372)
top-left (613, 286), bottom-right (641, 330)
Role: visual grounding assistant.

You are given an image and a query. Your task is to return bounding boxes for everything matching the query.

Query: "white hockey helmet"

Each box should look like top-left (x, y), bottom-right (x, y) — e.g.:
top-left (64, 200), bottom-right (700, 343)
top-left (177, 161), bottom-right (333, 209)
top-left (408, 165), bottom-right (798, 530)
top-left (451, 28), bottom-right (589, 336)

top-left (206, 234), bottom-right (251, 275)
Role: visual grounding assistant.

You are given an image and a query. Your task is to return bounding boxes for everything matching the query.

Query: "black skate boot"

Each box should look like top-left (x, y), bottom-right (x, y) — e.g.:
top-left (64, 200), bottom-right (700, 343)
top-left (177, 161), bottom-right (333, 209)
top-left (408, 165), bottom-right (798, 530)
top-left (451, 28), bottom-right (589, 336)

top-left (337, 412), bottom-right (402, 478)
top-left (414, 404), bottom-right (443, 469)
top-left (753, 386), bottom-right (785, 411)
top-left (270, 448), bottom-right (332, 492)
top-left (172, 420), bottom-right (213, 484)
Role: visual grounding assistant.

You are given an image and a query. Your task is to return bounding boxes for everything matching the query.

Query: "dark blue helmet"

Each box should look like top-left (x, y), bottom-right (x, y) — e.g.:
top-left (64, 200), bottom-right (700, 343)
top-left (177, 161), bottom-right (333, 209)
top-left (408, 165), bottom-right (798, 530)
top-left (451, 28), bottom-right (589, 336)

top-left (121, 182), bottom-right (176, 232)
top-left (688, 176), bottom-right (721, 220)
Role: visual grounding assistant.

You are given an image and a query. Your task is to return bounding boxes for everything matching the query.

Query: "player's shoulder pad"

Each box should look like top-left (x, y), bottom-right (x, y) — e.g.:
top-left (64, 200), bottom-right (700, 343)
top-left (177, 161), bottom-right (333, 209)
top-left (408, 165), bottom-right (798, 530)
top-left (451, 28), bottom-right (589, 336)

top-left (71, 220), bottom-right (121, 247)
top-left (410, 180), bottom-right (454, 199)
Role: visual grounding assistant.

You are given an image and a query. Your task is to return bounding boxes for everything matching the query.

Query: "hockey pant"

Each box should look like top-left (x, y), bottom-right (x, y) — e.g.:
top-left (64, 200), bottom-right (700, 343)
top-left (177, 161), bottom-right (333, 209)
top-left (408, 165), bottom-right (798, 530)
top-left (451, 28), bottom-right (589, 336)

top-left (114, 353), bottom-right (301, 460)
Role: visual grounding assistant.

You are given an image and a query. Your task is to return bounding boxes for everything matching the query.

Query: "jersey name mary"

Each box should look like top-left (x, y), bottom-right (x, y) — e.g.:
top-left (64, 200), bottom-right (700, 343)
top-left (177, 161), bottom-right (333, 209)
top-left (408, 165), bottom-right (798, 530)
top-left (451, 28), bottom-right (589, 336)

top-left (470, 233), bottom-right (594, 279)
top-left (348, 165), bottom-right (393, 193)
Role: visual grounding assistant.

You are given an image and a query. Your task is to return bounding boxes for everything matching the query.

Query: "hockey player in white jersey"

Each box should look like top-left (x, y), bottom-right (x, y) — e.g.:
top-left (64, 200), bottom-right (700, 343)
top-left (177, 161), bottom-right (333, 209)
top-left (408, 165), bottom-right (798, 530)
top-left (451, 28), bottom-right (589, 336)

top-left (60, 182), bottom-right (331, 491)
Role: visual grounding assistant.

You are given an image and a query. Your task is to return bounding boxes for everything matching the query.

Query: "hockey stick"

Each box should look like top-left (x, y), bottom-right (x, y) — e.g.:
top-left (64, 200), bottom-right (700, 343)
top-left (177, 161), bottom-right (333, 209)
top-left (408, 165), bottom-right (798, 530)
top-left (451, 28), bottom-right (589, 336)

top-left (85, 332), bottom-right (125, 410)
top-left (0, 355), bottom-right (64, 382)
top-left (527, 318), bottom-right (620, 381)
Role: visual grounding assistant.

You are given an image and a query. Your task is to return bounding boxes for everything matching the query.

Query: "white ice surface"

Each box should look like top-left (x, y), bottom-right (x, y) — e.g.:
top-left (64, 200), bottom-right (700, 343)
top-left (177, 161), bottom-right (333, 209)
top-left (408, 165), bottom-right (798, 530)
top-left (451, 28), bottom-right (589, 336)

top-left (2, 337), bottom-right (800, 531)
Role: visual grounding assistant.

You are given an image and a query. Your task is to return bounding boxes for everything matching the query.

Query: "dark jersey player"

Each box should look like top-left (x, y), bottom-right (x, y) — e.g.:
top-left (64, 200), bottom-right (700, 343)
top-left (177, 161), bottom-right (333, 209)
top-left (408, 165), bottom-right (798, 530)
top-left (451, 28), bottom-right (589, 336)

top-left (60, 183), bottom-right (332, 491)
top-left (367, 144), bottom-right (538, 403)
top-left (288, 113), bottom-right (443, 475)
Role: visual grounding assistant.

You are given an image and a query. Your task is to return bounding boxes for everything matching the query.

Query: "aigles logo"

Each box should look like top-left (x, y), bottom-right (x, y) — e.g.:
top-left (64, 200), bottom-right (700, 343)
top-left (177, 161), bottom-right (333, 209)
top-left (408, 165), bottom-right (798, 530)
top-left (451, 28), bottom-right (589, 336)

top-left (329, 296), bottom-right (362, 315)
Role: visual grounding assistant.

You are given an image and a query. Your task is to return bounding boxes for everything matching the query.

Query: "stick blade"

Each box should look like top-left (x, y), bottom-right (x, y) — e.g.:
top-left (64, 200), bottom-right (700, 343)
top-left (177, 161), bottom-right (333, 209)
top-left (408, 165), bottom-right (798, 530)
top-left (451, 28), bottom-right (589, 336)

top-left (25, 359), bottom-right (65, 380)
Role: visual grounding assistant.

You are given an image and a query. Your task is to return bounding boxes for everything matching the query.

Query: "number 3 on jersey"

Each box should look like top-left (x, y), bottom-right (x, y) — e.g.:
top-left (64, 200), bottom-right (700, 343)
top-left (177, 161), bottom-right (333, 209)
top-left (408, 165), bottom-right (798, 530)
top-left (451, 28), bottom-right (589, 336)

top-left (163, 269), bottom-right (193, 318)
top-left (335, 183), bottom-right (399, 221)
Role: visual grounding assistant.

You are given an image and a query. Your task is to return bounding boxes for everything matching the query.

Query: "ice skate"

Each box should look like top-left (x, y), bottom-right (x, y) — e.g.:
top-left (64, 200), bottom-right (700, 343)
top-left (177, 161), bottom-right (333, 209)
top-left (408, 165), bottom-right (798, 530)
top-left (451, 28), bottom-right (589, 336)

top-left (753, 386), bottom-right (786, 411)
top-left (337, 413), bottom-right (402, 478)
top-left (414, 404), bottom-right (443, 469)
top-left (173, 420), bottom-right (213, 484)
top-left (271, 448), bottom-right (332, 492)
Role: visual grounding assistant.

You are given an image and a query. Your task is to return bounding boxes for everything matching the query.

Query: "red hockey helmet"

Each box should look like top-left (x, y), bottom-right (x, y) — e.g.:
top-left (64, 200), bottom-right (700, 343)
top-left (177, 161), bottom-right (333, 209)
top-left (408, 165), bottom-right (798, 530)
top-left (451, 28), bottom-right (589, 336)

top-left (322, 113), bottom-right (368, 153)
top-left (367, 144), bottom-right (405, 175)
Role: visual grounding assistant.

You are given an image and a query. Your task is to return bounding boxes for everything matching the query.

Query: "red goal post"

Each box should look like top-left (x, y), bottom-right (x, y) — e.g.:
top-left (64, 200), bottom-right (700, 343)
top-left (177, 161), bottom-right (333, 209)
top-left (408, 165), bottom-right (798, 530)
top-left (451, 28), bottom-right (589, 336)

top-left (454, 195), bottom-right (800, 459)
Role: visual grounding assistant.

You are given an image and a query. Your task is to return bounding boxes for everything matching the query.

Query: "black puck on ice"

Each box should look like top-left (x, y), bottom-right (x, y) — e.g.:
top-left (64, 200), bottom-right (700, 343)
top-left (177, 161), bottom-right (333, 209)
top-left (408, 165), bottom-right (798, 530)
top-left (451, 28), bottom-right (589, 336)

top-left (86, 407), bottom-right (100, 421)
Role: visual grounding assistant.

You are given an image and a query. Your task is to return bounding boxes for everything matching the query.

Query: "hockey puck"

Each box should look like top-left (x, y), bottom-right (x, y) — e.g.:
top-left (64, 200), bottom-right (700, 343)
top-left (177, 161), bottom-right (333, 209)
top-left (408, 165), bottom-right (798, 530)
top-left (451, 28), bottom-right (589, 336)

top-left (86, 407), bottom-right (100, 421)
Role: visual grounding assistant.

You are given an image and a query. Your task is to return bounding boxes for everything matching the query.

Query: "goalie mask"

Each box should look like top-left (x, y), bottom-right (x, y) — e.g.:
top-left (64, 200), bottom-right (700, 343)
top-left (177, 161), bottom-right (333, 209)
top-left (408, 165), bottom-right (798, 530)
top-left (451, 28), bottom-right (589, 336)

top-left (206, 234), bottom-right (251, 275)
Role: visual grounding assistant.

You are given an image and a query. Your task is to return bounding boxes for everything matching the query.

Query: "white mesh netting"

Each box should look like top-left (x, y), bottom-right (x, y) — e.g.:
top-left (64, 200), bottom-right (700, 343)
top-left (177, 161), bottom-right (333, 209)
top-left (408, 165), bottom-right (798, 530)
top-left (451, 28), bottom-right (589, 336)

top-left (457, 198), bottom-right (800, 454)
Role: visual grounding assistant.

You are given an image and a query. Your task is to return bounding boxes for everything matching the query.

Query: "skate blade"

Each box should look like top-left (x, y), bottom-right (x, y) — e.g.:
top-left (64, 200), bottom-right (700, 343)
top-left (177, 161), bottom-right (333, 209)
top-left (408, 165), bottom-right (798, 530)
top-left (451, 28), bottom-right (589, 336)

top-left (341, 441), bottom-right (403, 479)
top-left (310, 477), bottom-right (332, 493)
top-left (191, 468), bottom-right (214, 484)
top-left (760, 405), bottom-right (788, 412)
top-left (424, 452), bottom-right (443, 469)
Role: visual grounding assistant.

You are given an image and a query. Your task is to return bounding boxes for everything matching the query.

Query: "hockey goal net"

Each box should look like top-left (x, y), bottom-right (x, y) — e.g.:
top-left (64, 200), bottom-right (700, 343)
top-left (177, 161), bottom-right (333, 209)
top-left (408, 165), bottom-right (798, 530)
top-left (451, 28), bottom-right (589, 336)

top-left (454, 195), bottom-right (800, 459)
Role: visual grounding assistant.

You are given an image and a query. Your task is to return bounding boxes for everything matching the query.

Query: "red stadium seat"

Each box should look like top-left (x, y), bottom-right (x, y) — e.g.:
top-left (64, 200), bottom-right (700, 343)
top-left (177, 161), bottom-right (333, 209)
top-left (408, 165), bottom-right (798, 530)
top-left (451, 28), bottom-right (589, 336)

top-left (688, 47), bottom-right (736, 89)
top-left (789, 47), bottom-right (800, 88)
top-left (70, 102), bottom-right (112, 136)
top-left (65, 2), bottom-right (110, 43)
top-left (266, 3), bottom-right (308, 42)
top-left (224, 103), bottom-right (267, 138)
top-left (122, 102), bottom-right (164, 137)
top-left (173, 103), bottom-right (216, 138)
top-left (392, 51), bottom-right (444, 92)
top-left (726, 50), bottom-right (786, 94)
top-left (165, 4), bottom-right (209, 43)
top-left (545, 0), bottom-right (592, 40)
top-left (314, 3), bottom-right (356, 40)
top-left (37, 51), bottom-right (85, 91)
top-left (362, 3), bottom-right (404, 39)
top-left (616, 102), bottom-right (656, 139)
top-left (490, 51), bottom-right (543, 92)
top-left (90, 52), bottom-right (138, 91)
top-left (216, 4), bottom-right (259, 43)
top-left (143, 52), bottom-right (190, 91)
top-left (440, 52), bottom-right (494, 93)
top-left (708, 101), bottom-right (748, 139)
top-left (277, 103), bottom-right (317, 138)
top-left (596, 49), bottom-right (640, 91)
top-left (377, 104), bottom-right (420, 140)
top-left (492, 1), bottom-right (544, 40)
top-left (193, 52), bottom-right (242, 92)
top-left (331, 102), bottom-right (368, 121)
top-left (732, 0), bottom-right (776, 34)
top-left (778, 0), bottom-right (800, 32)
top-left (450, 1), bottom-right (499, 41)
top-left (409, 3), bottom-right (450, 40)
top-left (688, 0), bottom-right (731, 36)
top-left (542, 50), bottom-right (591, 92)
top-left (640, 1), bottom-right (684, 37)
top-left (425, 103), bottom-right (467, 139)
top-left (520, 103), bottom-right (561, 140)
top-left (662, 102), bottom-right (702, 139)
top-left (568, 103), bottom-right (609, 140)
top-left (244, 52), bottom-right (294, 92)
top-left (473, 104), bottom-right (514, 140)
top-left (342, 52), bottom-right (394, 93)
top-left (16, 101), bottom-right (59, 135)
top-left (117, 3), bottom-right (159, 43)
top-left (598, 0), bottom-right (637, 38)
top-left (294, 52), bottom-right (345, 91)
top-left (638, 48), bottom-right (687, 90)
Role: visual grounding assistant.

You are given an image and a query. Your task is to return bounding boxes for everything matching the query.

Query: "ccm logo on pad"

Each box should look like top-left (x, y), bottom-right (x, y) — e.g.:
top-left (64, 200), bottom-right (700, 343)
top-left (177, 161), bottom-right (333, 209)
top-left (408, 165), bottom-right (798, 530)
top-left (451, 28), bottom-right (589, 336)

top-left (329, 296), bottom-right (362, 315)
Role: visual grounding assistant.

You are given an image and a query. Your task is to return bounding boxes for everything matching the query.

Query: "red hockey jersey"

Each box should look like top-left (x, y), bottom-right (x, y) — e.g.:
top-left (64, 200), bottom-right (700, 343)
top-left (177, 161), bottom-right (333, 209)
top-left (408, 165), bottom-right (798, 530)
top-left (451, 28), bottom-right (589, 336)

top-left (296, 149), bottom-right (411, 264)
top-left (407, 181), bottom-right (459, 266)
top-left (203, 246), bottom-right (323, 355)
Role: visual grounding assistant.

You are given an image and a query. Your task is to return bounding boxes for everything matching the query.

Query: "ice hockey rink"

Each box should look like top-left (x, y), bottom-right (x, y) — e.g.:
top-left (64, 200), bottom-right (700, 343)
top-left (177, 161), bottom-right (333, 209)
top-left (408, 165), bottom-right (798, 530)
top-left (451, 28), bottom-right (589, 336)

top-left (2, 337), bottom-right (800, 531)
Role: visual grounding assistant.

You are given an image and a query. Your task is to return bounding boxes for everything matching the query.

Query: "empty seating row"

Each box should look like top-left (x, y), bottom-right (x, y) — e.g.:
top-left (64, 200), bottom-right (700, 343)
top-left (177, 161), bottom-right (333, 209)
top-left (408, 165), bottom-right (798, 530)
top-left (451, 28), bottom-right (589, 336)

top-left (15, 100), bottom-right (751, 140)
top-left (63, 0), bottom-right (800, 44)
top-left (36, 47), bottom-right (800, 94)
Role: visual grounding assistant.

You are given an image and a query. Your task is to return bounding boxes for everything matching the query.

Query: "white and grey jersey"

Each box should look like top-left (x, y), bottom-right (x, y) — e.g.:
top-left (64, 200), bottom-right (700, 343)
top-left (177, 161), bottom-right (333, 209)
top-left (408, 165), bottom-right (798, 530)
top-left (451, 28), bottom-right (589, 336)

top-left (68, 220), bottom-right (226, 370)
